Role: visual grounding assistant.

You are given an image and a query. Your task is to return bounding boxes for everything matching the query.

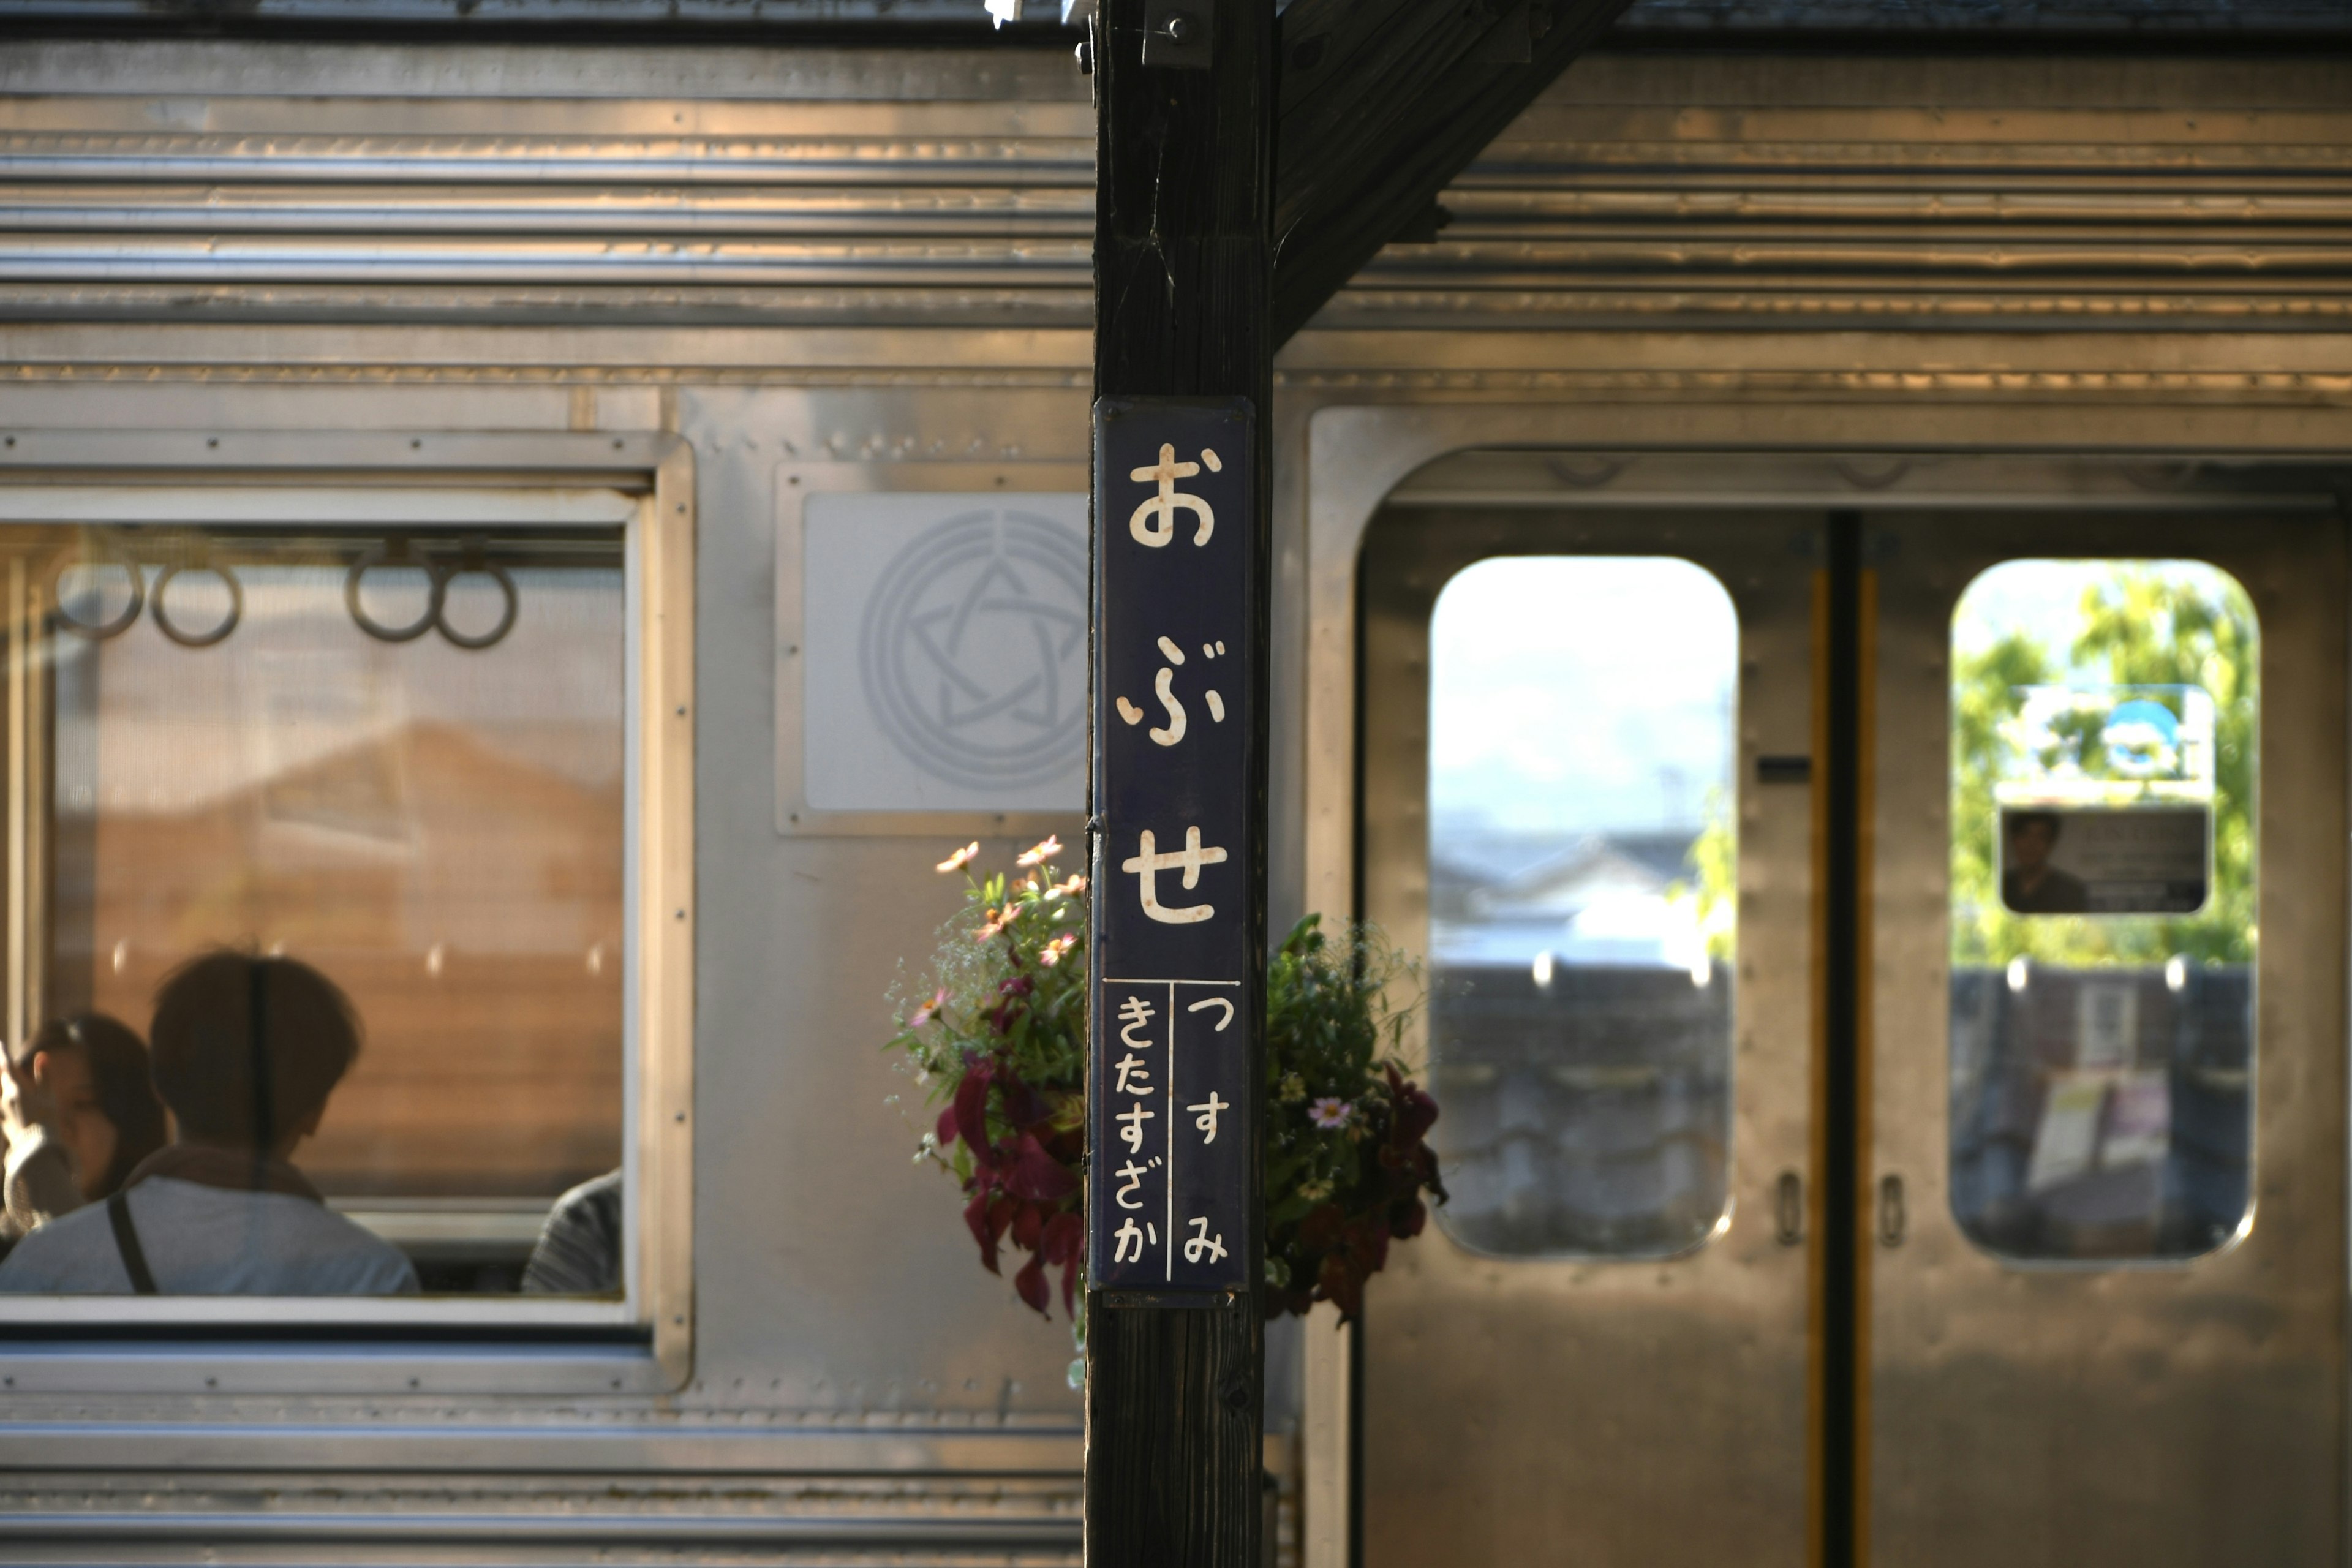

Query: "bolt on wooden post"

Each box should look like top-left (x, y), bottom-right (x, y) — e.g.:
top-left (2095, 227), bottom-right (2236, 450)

top-left (1083, 1), bottom-right (1274, 1565)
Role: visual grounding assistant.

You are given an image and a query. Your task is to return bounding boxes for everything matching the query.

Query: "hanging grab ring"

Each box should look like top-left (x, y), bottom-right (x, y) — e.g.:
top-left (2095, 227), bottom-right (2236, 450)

top-left (50, 545), bottom-right (145, 641)
top-left (345, 543), bottom-right (445, 644)
top-left (434, 560), bottom-right (519, 652)
top-left (151, 562), bottom-right (243, 649)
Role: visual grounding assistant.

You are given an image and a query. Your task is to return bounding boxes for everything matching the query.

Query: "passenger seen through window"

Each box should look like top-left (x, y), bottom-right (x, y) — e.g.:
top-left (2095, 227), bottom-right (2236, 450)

top-left (0, 1014), bottom-right (166, 1254)
top-left (0, 951), bottom-right (419, 1295)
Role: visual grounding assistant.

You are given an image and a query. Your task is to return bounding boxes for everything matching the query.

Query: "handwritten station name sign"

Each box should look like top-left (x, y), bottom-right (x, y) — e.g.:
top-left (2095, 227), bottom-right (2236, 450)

top-left (1088, 396), bottom-right (1255, 1301)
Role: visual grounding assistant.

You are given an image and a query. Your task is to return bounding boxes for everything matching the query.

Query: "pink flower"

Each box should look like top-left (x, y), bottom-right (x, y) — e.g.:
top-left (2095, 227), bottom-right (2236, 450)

top-left (936, 841), bottom-right (981, 874)
top-left (1016, 835), bottom-right (1063, 868)
top-left (1038, 932), bottom-right (1078, 968)
top-left (909, 987), bottom-right (948, 1028)
top-left (1310, 1098), bottom-right (1354, 1131)
top-left (1052, 874), bottom-right (1088, 898)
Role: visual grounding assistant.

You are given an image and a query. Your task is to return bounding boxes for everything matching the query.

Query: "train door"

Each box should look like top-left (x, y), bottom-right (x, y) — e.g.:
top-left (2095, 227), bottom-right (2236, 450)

top-left (1355, 460), bottom-right (2347, 1566)
top-left (1868, 505), bottom-right (2345, 1566)
top-left (1357, 503), bottom-right (1819, 1565)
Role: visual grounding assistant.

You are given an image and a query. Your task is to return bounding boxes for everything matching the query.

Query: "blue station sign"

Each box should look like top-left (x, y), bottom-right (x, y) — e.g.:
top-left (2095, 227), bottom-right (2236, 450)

top-left (1087, 395), bottom-right (1256, 1301)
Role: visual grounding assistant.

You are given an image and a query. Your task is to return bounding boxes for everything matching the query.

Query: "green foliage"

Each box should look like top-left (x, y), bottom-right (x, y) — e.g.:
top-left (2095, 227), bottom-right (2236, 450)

top-left (884, 839), bottom-right (1091, 1321)
top-left (886, 845), bottom-right (1089, 1180)
top-left (1259, 915), bottom-right (1443, 1318)
top-left (885, 842), bottom-right (1443, 1325)
top-left (1673, 788), bottom-right (1738, 963)
top-left (1950, 568), bottom-right (2257, 967)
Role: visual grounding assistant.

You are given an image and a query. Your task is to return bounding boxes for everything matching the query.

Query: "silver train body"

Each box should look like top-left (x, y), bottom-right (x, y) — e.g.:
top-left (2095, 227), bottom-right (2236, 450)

top-left (2, 29), bottom-right (2351, 1566)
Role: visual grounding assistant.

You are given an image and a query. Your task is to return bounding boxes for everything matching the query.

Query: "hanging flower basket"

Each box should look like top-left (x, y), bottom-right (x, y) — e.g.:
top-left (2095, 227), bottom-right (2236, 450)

top-left (885, 839), bottom-right (1445, 1328)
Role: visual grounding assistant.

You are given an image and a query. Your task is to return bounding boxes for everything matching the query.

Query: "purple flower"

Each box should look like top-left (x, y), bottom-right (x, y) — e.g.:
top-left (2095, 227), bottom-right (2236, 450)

top-left (1310, 1097), bottom-right (1354, 1131)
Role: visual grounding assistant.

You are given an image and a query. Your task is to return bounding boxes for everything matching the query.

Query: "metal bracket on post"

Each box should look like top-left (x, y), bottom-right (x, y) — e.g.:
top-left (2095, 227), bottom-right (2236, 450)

top-left (1142, 0), bottom-right (1214, 67)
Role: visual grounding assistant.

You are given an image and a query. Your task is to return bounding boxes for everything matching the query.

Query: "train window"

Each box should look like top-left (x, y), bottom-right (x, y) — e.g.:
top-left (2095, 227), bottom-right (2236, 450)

top-left (1948, 559), bottom-right (2257, 1262)
top-left (0, 521), bottom-right (628, 1300)
top-left (1425, 557), bottom-right (1737, 1258)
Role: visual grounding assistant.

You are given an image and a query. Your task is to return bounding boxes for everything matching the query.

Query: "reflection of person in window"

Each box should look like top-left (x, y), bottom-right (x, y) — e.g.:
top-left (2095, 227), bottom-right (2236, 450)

top-left (0, 1014), bottom-right (167, 1256)
top-left (2003, 810), bottom-right (2090, 915)
top-left (0, 952), bottom-right (418, 1295)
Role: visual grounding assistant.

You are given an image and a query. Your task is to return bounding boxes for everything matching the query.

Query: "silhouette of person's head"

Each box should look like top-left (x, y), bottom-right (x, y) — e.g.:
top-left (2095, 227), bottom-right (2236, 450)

top-left (149, 951), bottom-right (361, 1161)
top-left (14, 1012), bottom-right (166, 1197)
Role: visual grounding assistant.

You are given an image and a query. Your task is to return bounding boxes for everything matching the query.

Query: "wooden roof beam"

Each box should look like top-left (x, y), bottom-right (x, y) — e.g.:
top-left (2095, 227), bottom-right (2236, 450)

top-left (1270, 0), bottom-right (1637, 344)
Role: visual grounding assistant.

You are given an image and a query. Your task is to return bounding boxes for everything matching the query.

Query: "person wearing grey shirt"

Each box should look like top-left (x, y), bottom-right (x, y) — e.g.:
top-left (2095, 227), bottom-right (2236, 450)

top-left (522, 1168), bottom-right (623, 1295)
top-left (0, 951), bottom-right (417, 1297)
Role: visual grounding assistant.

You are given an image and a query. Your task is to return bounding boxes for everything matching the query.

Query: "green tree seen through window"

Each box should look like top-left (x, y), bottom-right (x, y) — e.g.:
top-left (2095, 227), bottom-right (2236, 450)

top-left (1672, 563), bottom-right (2253, 970)
top-left (1950, 565), bottom-right (2257, 968)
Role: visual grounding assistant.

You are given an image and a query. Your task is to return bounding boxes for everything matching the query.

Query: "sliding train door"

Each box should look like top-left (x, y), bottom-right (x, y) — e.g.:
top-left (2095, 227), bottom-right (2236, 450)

top-left (1357, 503), bottom-right (1819, 1566)
top-left (1867, 507), bottom-right (2346, 1566)
top-left (1356, 458), bottom-right (2348, 1567)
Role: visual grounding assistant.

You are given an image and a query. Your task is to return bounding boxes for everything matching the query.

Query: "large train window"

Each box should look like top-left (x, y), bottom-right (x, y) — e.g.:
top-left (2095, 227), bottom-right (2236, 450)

top-left (1948, 559), bottom-right (2256, 1262)
top-left (0, 516), bottom-right (633, 1302)
top-left (1425, 557), bottom-right (1737, 1258)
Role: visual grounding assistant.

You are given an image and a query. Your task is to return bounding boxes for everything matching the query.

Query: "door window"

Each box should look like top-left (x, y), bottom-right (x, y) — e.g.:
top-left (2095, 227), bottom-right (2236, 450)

top-left (1426, 557), bottom-right (1737, 1257)
top-left (1948, 559), bottom-right (2256, 1261)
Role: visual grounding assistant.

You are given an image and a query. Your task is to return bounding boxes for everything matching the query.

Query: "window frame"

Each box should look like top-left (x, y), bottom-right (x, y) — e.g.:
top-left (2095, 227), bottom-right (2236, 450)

top-left (0, 429), bottom-right (694, 1394)
top-left (1942, 553), bottom-right (2262, 1270)
top-left (1420, 551), bottom-right (1743, 1264)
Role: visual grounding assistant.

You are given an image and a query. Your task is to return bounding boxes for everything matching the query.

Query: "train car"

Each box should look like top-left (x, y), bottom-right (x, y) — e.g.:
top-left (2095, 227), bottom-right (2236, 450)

top-left (0, 4), bottom-right (2350, 1564)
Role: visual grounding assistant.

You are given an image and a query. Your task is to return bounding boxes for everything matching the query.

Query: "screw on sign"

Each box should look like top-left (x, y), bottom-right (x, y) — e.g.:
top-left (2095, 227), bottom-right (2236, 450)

top-left (1089, 396), bottom-right (1255, 1299)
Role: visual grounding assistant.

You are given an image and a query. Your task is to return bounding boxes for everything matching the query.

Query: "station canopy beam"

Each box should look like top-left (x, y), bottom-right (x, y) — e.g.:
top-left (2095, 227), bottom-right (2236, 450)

top-left (1270, 0), bottom-right (1638, 344)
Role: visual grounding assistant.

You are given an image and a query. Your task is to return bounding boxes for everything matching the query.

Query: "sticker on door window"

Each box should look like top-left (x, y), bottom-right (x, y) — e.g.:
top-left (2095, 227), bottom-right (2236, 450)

top-left (1993, 684), bottom-right (2214, 915)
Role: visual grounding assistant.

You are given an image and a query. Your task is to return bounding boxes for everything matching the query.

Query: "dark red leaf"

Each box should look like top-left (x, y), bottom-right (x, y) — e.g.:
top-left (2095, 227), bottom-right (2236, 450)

top-left (935, 1105), bottom-right (960, 1148)
top-left (1041, 1212), bottom-right (1083, 1316)
top-left (1011, 1200), bottom-right (1044, 1252)
top-left (964, 1190), bottom-right (1001, 1275)
top-left (1003, 1134), bottom-right (1080, 1202)
top-left (1012, 1251), bottom-right (1050, 1316)
top-left (1404, 1104), bottom-right (1439, 1145)
top-left (1318, 1251), bottom-right (1363, 1319)
top-left (1297, 1203), bottom-right (1346, 1254)
top-left (1041, 1210), bottom-right (1082, 1263)
top-left (996, 1069), bottom-right (1050, 1131)
top-left (954, 1063), bottom-right (995, 1157)
top-left (1392, 1071), bottom-right (1439, 1144)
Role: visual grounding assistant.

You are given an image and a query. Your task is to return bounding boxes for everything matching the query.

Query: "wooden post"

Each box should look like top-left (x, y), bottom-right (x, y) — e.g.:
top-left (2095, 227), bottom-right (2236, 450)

top-left (1084, 2), bottom-right (1273, 1565)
